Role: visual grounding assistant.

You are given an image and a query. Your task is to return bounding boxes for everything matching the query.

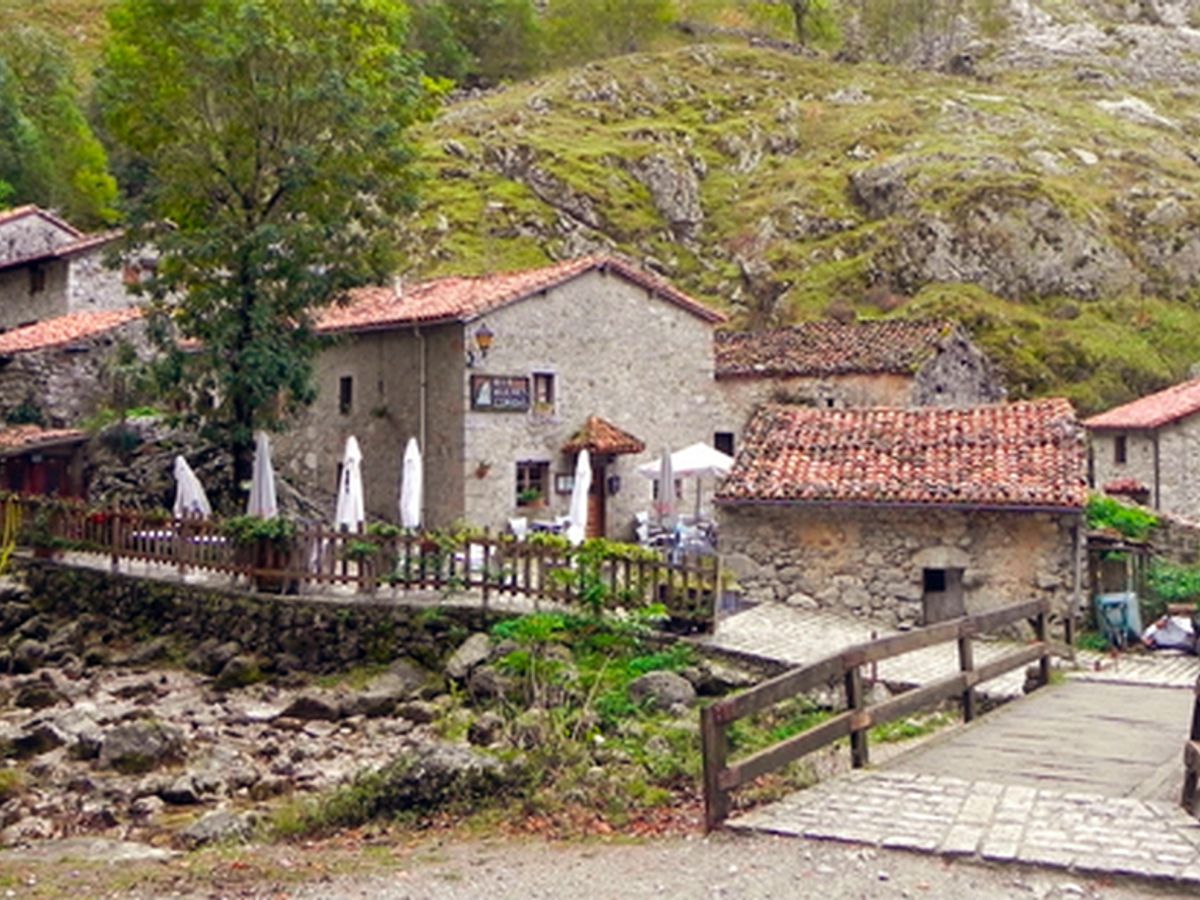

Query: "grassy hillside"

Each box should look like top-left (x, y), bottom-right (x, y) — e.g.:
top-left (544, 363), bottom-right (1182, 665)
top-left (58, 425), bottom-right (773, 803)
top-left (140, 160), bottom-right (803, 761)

top-left (0, 0), bottom-right (112, 76)
top-left (398, 43), bottom-right (1200, 414)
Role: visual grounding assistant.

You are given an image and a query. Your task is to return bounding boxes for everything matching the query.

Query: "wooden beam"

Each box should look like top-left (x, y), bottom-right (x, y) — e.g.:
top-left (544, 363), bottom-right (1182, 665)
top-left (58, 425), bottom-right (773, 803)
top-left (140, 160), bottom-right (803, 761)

top-left (718, 713), bottom-right (854, 791)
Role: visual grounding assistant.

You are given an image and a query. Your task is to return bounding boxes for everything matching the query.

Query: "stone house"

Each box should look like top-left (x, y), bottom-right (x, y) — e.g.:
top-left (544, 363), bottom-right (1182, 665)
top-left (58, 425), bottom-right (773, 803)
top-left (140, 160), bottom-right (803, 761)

top-left (275, 256), bottom-right (731, 535)
top-left (713, 319), bottom-right (1004, 453)
top-left (1083, 378), bottom-right (1200, 517)
top-left (0, 308), bottom-right (145, 428)
top-left (716, 399), bottom-right (1086, 627)
top-left (0, 205), bottom-right (135, 331)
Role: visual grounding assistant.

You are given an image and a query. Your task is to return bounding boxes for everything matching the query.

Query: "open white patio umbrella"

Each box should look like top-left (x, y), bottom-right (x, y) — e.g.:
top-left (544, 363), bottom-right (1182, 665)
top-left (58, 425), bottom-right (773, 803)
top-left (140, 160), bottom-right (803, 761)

top-left (656, 445), bottom-right (676, 528)
top-left (172, 455), bottom-right (212, 519)
top-left (334, 435), bottom-right (365, 532)
top-left (399, 437), bottom-right (422, 530)
top-left (246, 431), bottom-right (278, 518)
top-left (566, 448), bottom-right (592, 546)
top-left (638, 442), bottom-right (734, 519)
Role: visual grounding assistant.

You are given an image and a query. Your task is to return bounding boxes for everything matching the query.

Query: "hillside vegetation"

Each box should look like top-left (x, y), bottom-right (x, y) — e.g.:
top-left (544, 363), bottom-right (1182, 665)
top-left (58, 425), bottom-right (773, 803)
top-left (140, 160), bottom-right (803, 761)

top-left (7, 0), bottom-right (1200, 411)
top-left (398, 41), bottom-right (1200, 413)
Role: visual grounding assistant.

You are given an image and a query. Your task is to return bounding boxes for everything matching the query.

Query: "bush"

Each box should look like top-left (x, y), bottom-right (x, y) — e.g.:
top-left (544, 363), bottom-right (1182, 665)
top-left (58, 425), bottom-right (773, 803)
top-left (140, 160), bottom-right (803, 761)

top-left (1148, 560), bottom-right (1200, 607)
top-left (1086, 494), bottom-right (1158, 541)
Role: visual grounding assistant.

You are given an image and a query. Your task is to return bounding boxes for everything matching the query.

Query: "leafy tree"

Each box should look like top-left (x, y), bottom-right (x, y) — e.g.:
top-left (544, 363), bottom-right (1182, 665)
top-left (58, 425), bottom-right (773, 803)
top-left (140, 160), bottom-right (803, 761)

top-left (0, 26), bottom-right (117, 225)
top-left (98, 0), bottom-right (439, 496)
top-left (544, 0), bottom-right (678, 63)
top-left (783, 0), bottom-right (839, 45)
top-left (409, 0), bottom-right (542, 86)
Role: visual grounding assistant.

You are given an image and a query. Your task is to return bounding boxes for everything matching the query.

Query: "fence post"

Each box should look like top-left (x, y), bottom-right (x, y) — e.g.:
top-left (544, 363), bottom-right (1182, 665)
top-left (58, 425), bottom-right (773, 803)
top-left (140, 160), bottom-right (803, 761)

top-left (957, 631), bottom-right (976, 723)
top-left (845, 665), bottom-right (869, 768)
top-left (110, 506), bottom-right (121, 574)
top-left (481, 529), bottom-right (491, 613)
top-left (1034, 606), bottom-right (1051, 688)
top-left (700, 704), bottom-right (731, 831)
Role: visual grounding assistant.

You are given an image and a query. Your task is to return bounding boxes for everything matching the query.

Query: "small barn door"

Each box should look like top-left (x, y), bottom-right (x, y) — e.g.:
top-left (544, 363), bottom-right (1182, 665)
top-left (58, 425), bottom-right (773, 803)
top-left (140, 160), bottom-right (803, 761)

top-left (922, 567), bottom-right (965, 625)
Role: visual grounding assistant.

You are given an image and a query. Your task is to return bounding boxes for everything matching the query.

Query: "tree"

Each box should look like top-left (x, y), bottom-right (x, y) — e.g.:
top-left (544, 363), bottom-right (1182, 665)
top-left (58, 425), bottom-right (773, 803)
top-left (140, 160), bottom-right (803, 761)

top-left (544, 0), bottom-right (678, 63)
top-left (0, 26), bottom-right (118, 225)
top-left (98, 0), bottom-right (439, 497)
top-left (409, 0), bottom-right (542, 86)
top-left (785, 0), bottom-right (839, 46)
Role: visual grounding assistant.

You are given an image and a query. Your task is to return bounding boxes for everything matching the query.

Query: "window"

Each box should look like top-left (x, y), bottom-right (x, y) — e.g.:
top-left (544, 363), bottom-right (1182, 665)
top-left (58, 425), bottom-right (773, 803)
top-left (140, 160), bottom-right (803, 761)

top-left (923, 569), bottom-right (947, 593)
top-left (29, 265), bottom-right (45, 295)
top-left (533, 372), bottom-right (555, 414)
top-left (516, 461), bottom-right (550, 507)
top-left (714, 432), bottom-right (735, 457)
top-left (338, 376), bottom-right (353, 415)
top-left (1114, 434), bottom-right (1127, 465)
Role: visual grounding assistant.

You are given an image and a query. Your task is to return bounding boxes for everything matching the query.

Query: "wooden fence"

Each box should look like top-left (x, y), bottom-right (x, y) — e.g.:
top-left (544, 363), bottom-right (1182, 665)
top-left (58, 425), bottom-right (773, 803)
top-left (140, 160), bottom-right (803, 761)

top-left (6, 496), bottom-right (719, 627)
top-left (1182, 674), bottom-right (1200, 816)
top-left (700, 597), bottom-right (1056, 830)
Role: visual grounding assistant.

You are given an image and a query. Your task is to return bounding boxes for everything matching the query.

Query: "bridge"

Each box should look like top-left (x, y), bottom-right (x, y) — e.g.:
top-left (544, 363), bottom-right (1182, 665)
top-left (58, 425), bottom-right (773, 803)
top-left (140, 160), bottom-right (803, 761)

top-left (702, 601), bottom-right (1200, 885)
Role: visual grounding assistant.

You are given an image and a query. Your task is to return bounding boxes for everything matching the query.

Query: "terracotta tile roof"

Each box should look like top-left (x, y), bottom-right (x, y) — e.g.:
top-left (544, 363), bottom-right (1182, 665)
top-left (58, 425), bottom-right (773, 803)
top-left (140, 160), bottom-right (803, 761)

top-left (0, 425), bottom-right (86, 454)
top-left (562, 415), bottom-right (646, 455)
top-left (1103, 477), bottom-right (1151, 497)
top-left (1083, 378), bottom-right (1200, 430)
top-left (318, 256), bottom-right (725, 334)
top-left (714, 319), bottom-right (957, 378)
top-left (717, 399), bottom-right (1087, 510)
top-left (0, 308), bottom-right (142, 356)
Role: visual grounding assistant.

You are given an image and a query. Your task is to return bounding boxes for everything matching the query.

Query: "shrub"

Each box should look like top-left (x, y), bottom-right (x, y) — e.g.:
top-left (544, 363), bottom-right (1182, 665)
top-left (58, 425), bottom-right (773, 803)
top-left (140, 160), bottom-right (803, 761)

top-left (1086, 494), bottom-right (1158, 541)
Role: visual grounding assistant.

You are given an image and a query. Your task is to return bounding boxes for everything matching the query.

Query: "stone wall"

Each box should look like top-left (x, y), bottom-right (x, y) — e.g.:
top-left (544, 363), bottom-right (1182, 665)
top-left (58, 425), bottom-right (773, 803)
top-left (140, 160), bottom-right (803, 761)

top-left (17, 560), bottom-right (510, 674)
top-left (911, 330), bottom-right (1006, 406)
top-left (274, 324), bottom-right (466, 526)
top-left (459, 269), bottom-right (734, 538)
top-left (66, 248), bottom-right (135, 314)
top-left (719, 504), bottom-right (1081, 628)
top-left (1149, 510), bottom-right (1200, 566)
top-left (0, 318), bottom-right (146, 427)
top-left (1091, 416), bottom-right (1200, 519)
top-left (0, 260), bottom-right (70, 329)
top-left (716, 372), bottom-right (914, 436)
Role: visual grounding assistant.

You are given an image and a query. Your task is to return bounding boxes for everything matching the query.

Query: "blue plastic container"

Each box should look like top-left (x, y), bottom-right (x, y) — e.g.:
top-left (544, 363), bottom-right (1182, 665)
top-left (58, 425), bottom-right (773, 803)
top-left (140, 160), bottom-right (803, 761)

top-left (1095, 592), bottom-right (1143, 646)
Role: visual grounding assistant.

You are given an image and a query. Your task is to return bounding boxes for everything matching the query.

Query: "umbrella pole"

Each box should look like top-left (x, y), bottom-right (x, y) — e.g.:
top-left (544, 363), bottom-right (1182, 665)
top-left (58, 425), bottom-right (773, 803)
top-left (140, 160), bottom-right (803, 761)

top-left (695, 479), bottom-right (702, 520)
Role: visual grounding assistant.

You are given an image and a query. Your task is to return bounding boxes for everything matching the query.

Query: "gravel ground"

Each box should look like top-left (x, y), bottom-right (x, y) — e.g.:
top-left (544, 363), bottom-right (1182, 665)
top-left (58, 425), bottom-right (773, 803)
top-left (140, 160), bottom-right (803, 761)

top-left (282, 832), bottom-right (1195, 900)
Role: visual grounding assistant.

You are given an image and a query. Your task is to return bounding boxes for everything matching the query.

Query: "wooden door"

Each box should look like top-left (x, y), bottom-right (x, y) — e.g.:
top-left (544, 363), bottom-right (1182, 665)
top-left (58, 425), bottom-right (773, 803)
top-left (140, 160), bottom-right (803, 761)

top-left (586, 460), bottom-right (606, 539)
top-left (922, 567), bottom-right (965, 625)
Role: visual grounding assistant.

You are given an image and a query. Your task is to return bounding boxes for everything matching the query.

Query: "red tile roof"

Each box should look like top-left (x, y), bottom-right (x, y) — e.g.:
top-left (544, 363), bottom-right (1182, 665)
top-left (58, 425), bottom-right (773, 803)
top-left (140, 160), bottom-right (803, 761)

top-left (562, 415), bottom-right (646, 455)
top-left (0, 425), bottom-right (86, 454)
top-left (0, 308), bottom-right (142, 356)
top-left (717, 399), bottom-right (1086, 510)
top-left (1083, 378), bottom-right (1200, 430)
top-left (318, 256), bottom-right (725, 334)
top-left (714, 320), bottom-right (958, 378)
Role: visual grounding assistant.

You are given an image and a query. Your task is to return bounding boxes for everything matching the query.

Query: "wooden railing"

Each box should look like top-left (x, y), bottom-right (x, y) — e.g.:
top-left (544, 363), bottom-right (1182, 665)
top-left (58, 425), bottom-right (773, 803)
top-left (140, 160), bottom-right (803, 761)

top-left (700, 597), bottom-right (1055, 830)
top-left (1182, 674), bottom-right (1200, 816)
top-left (5, 496), bottom-right (719, 626)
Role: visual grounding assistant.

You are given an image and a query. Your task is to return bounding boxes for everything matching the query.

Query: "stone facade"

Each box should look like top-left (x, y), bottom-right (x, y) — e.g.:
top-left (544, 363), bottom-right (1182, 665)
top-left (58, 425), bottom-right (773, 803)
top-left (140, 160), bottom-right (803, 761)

top-left (1089, 418), bottom-right (1200, 518)
top-left (720, 504), bottom-right (1081, 628)
top-left (0, 318), bottom-right (146, 427)
top-left (276, 267), bottom-right (735, 535)
top-left (0, 207), bottom-right (132, 331)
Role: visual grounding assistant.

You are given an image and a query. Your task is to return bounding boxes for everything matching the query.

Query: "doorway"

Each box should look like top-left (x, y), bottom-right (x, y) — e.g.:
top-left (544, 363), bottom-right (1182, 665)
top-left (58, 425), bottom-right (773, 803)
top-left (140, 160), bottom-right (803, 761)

top-left (922, 567), bottom-right (965, 625)
top-left (586, 458), bottom-right (607, 538)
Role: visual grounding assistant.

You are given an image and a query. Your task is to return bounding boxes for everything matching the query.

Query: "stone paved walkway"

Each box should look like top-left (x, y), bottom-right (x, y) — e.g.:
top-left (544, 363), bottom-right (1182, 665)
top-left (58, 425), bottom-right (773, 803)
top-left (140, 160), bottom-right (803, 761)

top-left (731, 771), bottom-right (1200, 883)
top-left (705, 603), bottom-right (1200, 694)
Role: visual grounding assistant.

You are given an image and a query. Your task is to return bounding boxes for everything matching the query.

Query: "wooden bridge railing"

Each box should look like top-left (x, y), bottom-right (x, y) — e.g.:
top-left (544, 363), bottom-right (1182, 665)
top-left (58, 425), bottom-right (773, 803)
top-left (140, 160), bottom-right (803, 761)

top-left (700, 597), bottom-right (1055, 830)
top-left (3, 495), bottom-right (718, 627)
top-left (1182, 675), bottom-right (1200, 815)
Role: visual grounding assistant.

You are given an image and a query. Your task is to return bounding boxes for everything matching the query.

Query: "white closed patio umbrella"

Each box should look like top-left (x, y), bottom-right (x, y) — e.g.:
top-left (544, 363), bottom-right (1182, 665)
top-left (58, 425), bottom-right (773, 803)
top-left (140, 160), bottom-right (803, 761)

top-left (172, 455), bottom-right (212, 519)
top-left (399, 437), bottom-right (422, 530)
top-left (566, 448), bottom-right (592, 546)
top-left (335, 435), bottom-right (365, 532)
top-left (656, 445), bottom-right (675, 529)
top-left (246, 431), bottom-right (278, 518)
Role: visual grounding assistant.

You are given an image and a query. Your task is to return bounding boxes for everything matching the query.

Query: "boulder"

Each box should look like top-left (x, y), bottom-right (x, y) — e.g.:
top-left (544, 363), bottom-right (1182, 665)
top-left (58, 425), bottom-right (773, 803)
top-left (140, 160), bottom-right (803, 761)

top-left (13, 681), bottom-right (65, 710)
top-left (342, 665), bottom-right (426, 718)
top-left (683, 661), bottom-right (756, 696)
top-left (128, 637), bottom-right (174, 666)
top-left (11, 721), bottom-right (67, 758)
top-left (468, 711), bottom-right (505, 747)
top-left (363, 744), bottom-right (510, 815)
top-left (628, 671), bottom-right (696, 711)
top-left (177, 810), bottom-right (254, 849)
top-left (213, 655), bottom-right (262, 691)
top-left (467, 665), bottom-right (513, 702)
top-left (396, 700), bottom-right (438, 725)
top-left (160, 775), bottom-right (201, 806)
top-left (445, 634), bottom-right (492, 681)
top-left (11, 639), bottom-right (47, 674)
top-left (98, 721), bottom-right (186, 774)
top-left (278, 691), bottom-right (343, 721)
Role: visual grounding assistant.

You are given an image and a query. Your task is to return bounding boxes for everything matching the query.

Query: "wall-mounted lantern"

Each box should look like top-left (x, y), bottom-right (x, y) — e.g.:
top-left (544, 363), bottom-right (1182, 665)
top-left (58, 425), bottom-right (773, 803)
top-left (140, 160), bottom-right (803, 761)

top-left (467, 322), bottom-right (495, 368)
top-left (607, 474), bottom-right (621, 496)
